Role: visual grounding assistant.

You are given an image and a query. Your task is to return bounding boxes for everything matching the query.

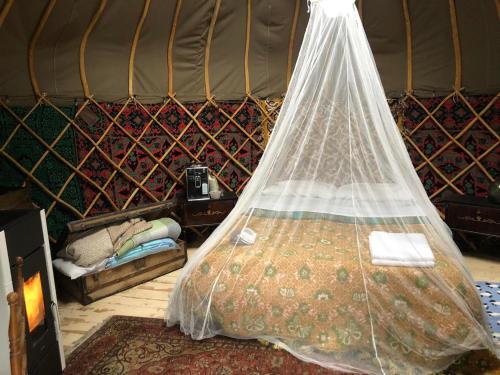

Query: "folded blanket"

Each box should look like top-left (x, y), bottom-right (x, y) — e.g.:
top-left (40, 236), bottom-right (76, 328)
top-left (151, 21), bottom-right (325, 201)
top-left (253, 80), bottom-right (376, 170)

top-left (58, 218), bottom-right (152, 267)
top-left (369, 231), bottom-right (434, 267)
top-left (116, 218), bottom-right (181, 257)
top-left (52, 258), bottom-right (107, 280)
top-left (110, 219), bottom-right (153, 252)
top-left (106, 238), bottom-right (179, 269)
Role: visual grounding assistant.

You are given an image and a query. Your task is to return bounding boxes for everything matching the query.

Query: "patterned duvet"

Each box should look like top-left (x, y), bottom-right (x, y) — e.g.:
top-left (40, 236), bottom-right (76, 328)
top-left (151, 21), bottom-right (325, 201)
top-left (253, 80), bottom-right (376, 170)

top-left (181, 214), bottom-right (489, 373)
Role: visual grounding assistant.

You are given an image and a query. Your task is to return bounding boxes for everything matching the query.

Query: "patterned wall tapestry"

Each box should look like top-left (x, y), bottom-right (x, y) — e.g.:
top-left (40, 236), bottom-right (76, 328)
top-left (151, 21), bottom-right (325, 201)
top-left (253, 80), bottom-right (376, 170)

top-left (0, 105), bottom-right (84, 238)
top-left (401, 95), bottom-right (498, 209)
top-left (74, 101), bottom-right (263, 216)
top-left (0, 95), bottom-right (498, 241)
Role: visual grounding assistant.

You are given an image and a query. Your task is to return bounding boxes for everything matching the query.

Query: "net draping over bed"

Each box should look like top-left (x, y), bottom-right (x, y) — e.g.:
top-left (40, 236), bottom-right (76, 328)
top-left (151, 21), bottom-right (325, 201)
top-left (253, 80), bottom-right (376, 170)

top-left (167, 1), bottom-right (498, 373)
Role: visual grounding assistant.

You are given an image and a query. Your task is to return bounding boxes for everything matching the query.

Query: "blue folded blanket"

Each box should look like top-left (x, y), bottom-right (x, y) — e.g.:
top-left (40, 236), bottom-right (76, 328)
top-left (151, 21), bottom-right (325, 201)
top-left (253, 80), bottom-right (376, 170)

top-left (106, 237), bottom-right (179, 269)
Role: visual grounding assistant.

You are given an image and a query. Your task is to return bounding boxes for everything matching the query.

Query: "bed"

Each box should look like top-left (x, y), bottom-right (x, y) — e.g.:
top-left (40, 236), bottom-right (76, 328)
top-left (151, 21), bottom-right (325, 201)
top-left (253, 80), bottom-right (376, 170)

top-left (173, 179), bottom-right (493, 372)
top-left (177, 201), bottom-right (491, 373)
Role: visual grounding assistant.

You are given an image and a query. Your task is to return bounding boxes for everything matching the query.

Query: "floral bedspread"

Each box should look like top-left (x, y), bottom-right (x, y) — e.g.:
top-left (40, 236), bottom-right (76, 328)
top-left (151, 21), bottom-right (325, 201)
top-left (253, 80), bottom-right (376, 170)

top-left (181, 215), bottom-right (490, 373)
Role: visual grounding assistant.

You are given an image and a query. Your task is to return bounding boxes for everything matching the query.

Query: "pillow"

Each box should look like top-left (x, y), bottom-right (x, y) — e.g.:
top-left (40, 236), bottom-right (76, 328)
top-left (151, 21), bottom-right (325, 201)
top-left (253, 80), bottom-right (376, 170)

top-left (116, 218), bottom-right (181, 257)
top-left (334, 183), bottom-right (413, 201)
top-left (262, 180), bottom-right (335, 199)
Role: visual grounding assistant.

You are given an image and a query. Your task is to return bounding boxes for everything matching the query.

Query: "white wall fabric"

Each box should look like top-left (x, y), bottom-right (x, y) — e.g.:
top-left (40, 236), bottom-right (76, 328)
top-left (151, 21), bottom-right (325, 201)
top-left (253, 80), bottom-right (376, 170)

top-left (167, 1), bottom-right (497, 373)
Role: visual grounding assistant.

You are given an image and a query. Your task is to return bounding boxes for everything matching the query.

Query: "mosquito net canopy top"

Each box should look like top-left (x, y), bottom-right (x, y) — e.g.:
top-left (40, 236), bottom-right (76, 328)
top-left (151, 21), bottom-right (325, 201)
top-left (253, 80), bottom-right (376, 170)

top-left (167, 1), bottom-right (497, 373)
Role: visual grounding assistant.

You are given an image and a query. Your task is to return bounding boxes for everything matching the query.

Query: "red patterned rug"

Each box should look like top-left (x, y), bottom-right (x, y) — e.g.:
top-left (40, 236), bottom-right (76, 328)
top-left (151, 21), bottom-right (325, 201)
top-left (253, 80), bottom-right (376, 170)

top-left (64, 315), bottom-right (499, 375)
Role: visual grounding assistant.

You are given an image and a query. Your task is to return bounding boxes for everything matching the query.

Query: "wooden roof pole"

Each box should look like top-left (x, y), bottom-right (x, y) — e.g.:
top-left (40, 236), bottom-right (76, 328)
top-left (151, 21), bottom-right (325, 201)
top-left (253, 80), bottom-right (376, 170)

top-left (167, 0), bottom-right (183, 96)
top-left (129, 0), bottom-right (151, 97)
top-left (448, 0), bottom-right (462, 91)
top-left (0, 0), bottom-right (14, 28)
top-left (204, 0), bottom-right (222, 100)
top-left (402, 0), bottom-right (413, 93)
top-left (244, 0), bottom-right (252, 95)
top-left (28, 0), bottom-right (57, 97)
top-left (287, 0), bottom-right (301, 86)
top-left (80, 0), bottom-right (107, 98)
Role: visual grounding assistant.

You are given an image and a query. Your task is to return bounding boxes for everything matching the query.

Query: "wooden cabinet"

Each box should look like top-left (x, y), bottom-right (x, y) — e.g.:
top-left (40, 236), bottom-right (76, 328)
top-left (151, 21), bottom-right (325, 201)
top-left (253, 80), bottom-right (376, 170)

top-left (443, 194), bottom-right (500, 253)
top-left (178, 192), bottom-right (238, 238)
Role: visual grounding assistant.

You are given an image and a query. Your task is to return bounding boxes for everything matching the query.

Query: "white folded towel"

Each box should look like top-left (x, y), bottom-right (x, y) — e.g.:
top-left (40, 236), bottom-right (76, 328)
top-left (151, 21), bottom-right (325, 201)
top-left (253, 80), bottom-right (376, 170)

top-left (368, 231), bottom-right (434, 267)
top-left (371, 259), bottom-right (435, 267)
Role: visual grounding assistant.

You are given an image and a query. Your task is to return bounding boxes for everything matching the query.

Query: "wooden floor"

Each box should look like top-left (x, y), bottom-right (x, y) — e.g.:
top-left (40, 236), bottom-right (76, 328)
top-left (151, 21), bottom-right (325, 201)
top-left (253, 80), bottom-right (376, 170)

top-left (58, 268), bottom-right (181, 355)
top-left (58, 248), bottom-right (197, 355)
top-left (57, 249), bottom-right (500, 356)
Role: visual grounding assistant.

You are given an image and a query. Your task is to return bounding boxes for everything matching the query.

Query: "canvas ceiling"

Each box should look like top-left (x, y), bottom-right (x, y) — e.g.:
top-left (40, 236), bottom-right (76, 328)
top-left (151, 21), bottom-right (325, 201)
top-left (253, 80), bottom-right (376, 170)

top-left (0, 0), bottom-right (498, 105)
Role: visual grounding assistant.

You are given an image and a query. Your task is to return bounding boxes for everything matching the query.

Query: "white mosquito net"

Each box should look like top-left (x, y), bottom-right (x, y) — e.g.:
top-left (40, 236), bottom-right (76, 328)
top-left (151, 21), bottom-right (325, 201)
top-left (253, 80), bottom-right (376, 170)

top-left (167, 0), bottom-right (498, 373)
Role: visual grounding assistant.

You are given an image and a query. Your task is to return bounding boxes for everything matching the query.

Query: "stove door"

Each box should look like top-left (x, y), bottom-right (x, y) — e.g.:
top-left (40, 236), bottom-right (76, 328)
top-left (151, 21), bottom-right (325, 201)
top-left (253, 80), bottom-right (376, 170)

top-left (12, 247), bottom-right (62, 375)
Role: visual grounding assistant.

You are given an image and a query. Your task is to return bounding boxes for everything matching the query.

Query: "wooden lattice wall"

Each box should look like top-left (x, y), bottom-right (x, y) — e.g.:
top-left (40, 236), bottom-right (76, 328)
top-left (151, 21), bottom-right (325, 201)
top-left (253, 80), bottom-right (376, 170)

top-left (1, 93), bottom-right (498, 242)
top-left (0, 95), bottom-right (282, 241)
top-left (399, 94), bottom-right (498, 203)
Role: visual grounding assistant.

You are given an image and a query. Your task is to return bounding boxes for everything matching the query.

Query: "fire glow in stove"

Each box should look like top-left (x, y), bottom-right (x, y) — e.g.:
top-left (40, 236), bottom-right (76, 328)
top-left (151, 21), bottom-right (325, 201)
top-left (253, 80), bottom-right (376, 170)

top-left (24, 271), bottom-right (46, 334)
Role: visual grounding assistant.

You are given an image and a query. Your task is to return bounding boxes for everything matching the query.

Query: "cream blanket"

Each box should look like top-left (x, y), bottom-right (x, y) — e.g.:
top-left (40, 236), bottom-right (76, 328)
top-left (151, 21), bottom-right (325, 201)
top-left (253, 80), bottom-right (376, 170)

top-left (59, 218), bottom-right (152, 267)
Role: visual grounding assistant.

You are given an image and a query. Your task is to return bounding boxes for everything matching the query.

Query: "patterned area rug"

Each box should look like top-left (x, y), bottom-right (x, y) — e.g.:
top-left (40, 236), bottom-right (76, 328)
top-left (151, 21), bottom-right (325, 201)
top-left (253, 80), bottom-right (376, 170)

top-left (64, 316), bottom-right (499, 375)
top-left (64, 316), bottom-right (335, 375)
top-left (476, 282), bottom-right (500, 343)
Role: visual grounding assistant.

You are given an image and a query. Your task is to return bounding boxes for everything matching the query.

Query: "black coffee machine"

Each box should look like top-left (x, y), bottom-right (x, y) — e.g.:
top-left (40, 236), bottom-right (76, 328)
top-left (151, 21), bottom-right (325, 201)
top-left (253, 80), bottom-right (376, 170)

top-left (185, 164), bottom-right (210, 201)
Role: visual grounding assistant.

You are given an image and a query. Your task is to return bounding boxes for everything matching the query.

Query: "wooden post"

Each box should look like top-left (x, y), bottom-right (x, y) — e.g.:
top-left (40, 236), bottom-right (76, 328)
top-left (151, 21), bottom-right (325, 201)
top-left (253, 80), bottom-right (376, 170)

top-left (7, 257), bottom-right (27, 375)
top-left (15, 257), bottom-right (27, 375)
top-left (7, 292), bottom-right (23, 375)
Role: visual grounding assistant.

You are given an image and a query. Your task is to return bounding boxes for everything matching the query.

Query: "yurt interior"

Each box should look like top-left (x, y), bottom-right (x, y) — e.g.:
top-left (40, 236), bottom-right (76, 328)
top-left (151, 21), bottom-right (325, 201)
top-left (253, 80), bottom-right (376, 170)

top-left (0, 0), bottom-right (499, 374)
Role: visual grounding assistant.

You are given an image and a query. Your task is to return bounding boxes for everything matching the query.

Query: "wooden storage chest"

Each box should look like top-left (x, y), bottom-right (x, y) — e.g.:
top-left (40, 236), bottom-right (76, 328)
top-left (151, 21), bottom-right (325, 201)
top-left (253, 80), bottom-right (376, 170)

top-left (55, 240), bottom-right (186, 305)
top-left (54, 200), bottom-right (187, 305)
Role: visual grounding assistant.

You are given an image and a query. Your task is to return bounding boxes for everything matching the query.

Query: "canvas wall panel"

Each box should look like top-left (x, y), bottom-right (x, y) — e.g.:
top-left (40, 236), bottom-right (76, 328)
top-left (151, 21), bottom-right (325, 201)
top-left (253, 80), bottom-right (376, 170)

top-left (249, 0), bottom-right (294, 98)
top-left (456, 0), bottom-right (500, 95)
top-left (409, 0), bottom-right (455, 95)
top-left (0, 0), bottom-right (498, 103)
top-left (85, 0), bottom-right (143, 101)
top-left (0, 0), bottom-right (45, 98)
top-left (363, 0), bottom-right (406, 97)
top-left (172, 0), bottom-right (211, 101)
top-left (208, 1), bottom-right (246, 100)
top-left (133, 0), bottom-right (177, 100)
top-left (34, 1), bottom-right (98, 98)
top-left (290, 1), bottom-right (309, 80)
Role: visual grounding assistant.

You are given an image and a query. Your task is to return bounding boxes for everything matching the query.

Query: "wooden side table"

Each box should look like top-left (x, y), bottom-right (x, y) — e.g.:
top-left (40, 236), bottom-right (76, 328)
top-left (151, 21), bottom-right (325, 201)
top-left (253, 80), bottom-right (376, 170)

top-left (178, 192), bottom-right (238, 241)
top-left (442, 193), bottom-right (500, 254)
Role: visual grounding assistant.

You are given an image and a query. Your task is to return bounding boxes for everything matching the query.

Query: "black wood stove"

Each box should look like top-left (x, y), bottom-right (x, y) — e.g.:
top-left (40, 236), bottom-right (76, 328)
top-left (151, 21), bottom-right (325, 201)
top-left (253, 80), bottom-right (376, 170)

top-left (0, 209), bottom-right (64, 375)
